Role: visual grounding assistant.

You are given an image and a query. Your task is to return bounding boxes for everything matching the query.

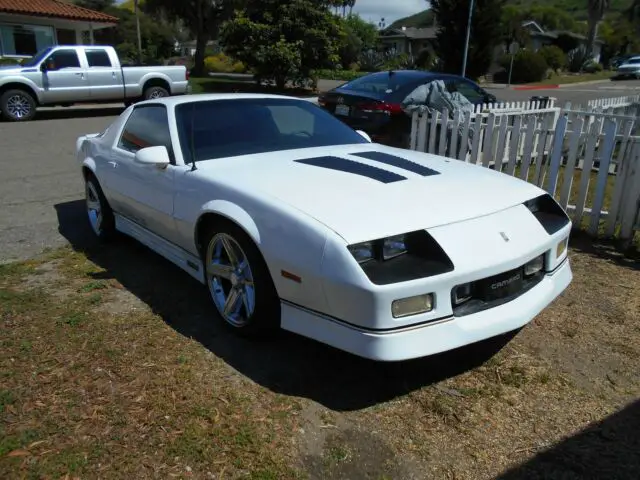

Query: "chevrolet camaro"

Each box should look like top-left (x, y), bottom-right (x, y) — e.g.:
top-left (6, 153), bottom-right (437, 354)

top-left (75, 93), bottom-right (573, 362)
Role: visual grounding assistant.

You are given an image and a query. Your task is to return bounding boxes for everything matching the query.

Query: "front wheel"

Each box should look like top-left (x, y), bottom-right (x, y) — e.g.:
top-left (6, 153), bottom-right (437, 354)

top-left (0, 89), bottom-right (36, 121)
top-left (203, 220), bottom-right (281, 336)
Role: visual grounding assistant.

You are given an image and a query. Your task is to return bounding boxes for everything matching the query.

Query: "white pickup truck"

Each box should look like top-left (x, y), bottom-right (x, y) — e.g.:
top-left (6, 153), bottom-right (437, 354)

top-left (0, 44), bottom-right (190, 121)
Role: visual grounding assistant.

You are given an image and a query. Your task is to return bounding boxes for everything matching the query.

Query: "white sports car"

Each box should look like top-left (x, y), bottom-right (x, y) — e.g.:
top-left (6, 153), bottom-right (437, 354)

top-left (76, 93), bottom-right (573, 362)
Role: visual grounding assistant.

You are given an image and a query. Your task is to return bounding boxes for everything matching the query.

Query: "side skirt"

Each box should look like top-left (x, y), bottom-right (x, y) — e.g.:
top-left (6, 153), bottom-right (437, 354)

top-left (114, 213), bottom-right (206, 284)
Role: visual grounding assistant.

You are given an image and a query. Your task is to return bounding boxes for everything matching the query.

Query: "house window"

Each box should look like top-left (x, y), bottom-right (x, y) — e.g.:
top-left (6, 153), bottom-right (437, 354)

top-left (0, 24), bottom-right (55, 57)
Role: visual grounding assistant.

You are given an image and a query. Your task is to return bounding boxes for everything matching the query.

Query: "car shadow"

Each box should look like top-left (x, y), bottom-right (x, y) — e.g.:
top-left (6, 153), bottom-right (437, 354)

top-left (54, 199), bottom-right (520, 412)
top-left (29, 106), bottom-right (125, 121)
top-left (496, 398), bottom-right (640, 479)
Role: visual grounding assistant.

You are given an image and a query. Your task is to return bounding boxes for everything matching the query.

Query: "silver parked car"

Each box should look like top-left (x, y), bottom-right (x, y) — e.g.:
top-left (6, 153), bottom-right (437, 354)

top-left (613, 55), bottom-right (640, 80)
top-left (0, 45), bottom-right (190, 121)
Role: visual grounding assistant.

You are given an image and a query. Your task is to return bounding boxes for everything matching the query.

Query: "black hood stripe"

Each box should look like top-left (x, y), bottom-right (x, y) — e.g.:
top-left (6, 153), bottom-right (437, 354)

top-left (351, 151), bottom-right (440, 177)
top-left (294, 156), bottom-right (407, 183)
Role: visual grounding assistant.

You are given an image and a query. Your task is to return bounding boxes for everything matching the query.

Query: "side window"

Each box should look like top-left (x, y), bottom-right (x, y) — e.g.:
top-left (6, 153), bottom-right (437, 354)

top-left (45, 49), bottom-right (80, 70)
top-left (86, 49), bottom-right (112, 67)
top-left (118, 105), bottom-right (174, 162)
top-left (453, 80), bottom-right (486, 103)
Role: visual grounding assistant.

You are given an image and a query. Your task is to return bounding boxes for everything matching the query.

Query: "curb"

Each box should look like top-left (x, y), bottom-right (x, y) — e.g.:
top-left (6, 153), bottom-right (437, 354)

top-left (482, 79), bottom-right (613, 91)
top-left (512, 85), bottom-right (559, 91)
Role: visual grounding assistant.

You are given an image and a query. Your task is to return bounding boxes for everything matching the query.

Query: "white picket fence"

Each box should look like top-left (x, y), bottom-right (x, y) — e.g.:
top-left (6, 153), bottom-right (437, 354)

top-left (409, 101), bottom-right (640, 244)
top-left (471, 97), bottom-right (557, 114)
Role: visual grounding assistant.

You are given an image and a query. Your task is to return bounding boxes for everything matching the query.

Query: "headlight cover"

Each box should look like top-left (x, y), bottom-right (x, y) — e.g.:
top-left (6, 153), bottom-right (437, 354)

top-left (346, 231), bottom-right (455, 285)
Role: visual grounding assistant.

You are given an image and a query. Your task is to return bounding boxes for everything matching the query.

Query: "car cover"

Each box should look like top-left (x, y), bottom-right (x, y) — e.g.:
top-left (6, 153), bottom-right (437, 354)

top-left (400, 79), bottom-right (476, 158)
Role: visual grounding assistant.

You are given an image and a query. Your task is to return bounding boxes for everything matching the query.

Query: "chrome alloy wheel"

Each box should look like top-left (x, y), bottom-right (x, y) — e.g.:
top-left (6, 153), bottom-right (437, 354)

top-left (206, 233), bottom-right (256, 327)
top-left (149, 89), bottom-right (166, 99)
top-left (85, 181), bottom-right (103, 236)
top-left (7, 94), bottom-right (31, 119)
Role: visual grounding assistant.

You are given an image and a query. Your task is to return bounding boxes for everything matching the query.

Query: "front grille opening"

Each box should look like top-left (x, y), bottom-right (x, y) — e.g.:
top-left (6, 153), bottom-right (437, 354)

top-left (451, 260), bottom-right (546, 317)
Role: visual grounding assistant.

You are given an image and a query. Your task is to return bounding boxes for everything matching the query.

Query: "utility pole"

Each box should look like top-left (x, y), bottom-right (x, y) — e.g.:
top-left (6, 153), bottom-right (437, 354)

top-left (461, 0), bottom-right (475, 78)
top-left (135, 0), bottom-right (143, 65)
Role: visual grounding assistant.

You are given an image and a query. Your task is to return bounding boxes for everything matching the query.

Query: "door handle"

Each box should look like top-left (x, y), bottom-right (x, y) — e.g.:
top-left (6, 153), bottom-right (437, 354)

top-left (108, 161), bottom-right (118, 168)
top-left (75, 72), bottom-right (85, 79)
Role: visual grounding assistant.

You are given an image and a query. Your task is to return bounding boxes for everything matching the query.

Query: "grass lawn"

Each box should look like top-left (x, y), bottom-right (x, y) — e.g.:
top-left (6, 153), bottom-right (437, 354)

top-left (1, 224), bottom-right (639, 478)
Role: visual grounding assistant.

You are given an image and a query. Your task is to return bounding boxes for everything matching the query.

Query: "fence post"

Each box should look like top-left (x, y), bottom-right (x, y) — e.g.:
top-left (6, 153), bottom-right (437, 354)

top-left (546, 114), bottom-right (569, 197)
top-left (619, 142), bottom-right (640, 245)
top-left (588, 119), bottom-right (618, 236)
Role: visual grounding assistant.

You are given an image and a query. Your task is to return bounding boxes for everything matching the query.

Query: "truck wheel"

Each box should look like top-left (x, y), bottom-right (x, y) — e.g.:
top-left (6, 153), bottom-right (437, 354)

top-left (1, 89), bottom-right (36, 121)
top-left (143, 86), bottom-right (169, 100)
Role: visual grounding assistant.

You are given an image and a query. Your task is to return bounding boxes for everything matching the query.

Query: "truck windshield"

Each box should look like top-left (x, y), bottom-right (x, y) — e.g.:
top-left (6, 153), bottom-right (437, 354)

top-left (21, 47), bottom-right (54, 67)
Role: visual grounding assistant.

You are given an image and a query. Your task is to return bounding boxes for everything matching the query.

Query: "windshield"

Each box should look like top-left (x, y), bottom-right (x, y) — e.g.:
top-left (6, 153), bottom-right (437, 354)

top-left (175, 98), bottom-right (369, 162)
top-left (20, 47), bottom-right (54, 67)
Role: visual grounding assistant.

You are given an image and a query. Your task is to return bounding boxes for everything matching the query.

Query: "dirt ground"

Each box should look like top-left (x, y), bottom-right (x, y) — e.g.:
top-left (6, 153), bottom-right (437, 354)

top-left (1, 232), bottom-right (639, 480)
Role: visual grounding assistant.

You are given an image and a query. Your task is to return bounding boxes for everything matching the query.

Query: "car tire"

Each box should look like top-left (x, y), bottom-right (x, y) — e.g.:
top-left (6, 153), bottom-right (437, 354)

top-left (202, 219), bottom-right (281, 337)
top-left (143, 86), bottom-right (169, 100)
top-left (85, 174), bottom-right (116, 241)
top-left (0, 89), bottom-right (36, 122)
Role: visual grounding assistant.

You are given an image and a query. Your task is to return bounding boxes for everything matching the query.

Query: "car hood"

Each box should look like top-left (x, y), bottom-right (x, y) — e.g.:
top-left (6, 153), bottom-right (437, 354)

top-left (195, 143), bottom-right (545, 244)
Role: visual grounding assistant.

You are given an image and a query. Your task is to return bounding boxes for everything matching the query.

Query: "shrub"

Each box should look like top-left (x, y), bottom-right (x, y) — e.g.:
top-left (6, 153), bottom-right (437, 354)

top-left (312, 69), bottom-right (369, 81)
top-left (416, 48), bottom-right (434, 69)
top-left (583, 60), bottom-right (603, 73)
top-left (498, 50), bottom-right (548, 83)
top-left (538, 45), bottom-right (566, 72)
top-left (203, 53), bottom-right (246, 74)
top-left (566, 46), bottom-right (590, 73)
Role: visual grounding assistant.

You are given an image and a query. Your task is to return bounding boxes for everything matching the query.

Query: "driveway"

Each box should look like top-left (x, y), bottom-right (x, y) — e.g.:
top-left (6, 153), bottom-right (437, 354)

top-left (0, 106), bottom-right (122, 264)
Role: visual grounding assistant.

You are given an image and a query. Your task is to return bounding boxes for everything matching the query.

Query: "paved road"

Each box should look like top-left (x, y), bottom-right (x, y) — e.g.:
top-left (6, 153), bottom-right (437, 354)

top-left (1, 79), bottom-right (639, 263)
top-left (483, 79), bottom-right (640, 106)
top-left (0, 106), bottom-right (122, 263)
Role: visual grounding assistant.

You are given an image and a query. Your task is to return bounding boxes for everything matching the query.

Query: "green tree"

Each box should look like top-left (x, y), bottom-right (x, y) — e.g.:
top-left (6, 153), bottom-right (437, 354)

top-left (337, 13), bottom-right (378, 67)
top-left (431, 0), bottom-right (506, 80)
top-left (220, 0), bottom-right (343, 89)
top-left (143, 0), bottom-right (238, 76)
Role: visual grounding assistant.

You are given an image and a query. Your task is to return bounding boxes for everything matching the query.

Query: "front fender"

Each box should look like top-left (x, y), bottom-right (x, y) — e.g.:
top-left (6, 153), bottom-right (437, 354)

top-left (0, 77), bottom-right (43, 103)
top-left (197, 200), bottom-right (261, 245)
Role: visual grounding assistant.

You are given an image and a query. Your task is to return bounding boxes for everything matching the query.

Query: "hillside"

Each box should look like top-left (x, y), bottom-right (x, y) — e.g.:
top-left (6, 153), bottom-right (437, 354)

top-left (390, 0), bottom-right (634, 28)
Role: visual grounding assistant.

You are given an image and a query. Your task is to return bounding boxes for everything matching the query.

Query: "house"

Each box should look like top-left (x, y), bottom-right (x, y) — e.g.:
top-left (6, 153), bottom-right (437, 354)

top-left (378, 26), bottom-right (437, 56)
top-left (0, 0), bottom-right (118, 59)
top-left (379, 19), bottom-right (604, 71)
top-left (521, 20), bottom-right (604, 63)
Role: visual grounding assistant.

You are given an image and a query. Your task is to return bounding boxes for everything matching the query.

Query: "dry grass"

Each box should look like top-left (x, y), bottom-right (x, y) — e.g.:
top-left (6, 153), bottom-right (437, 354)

top-left (1, 235), bottom-right (639, 479)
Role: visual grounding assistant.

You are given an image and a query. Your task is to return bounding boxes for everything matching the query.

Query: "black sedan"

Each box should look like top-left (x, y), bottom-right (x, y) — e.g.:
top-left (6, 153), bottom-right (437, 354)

top-left (317, 70), bottom-right (497, 148)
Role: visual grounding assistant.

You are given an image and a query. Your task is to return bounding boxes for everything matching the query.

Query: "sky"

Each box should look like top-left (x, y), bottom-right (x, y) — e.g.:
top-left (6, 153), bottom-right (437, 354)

top-left (351, 0), bottom-right (428, 26)
top-left (115, 0), bottom-right (428, 28)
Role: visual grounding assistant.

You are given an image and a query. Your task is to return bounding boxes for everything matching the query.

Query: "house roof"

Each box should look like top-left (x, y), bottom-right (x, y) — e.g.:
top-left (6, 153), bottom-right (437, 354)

top-left (381, 27), bottom-right (436, 40)
top-left (0, 0), bottom-right (119, 23)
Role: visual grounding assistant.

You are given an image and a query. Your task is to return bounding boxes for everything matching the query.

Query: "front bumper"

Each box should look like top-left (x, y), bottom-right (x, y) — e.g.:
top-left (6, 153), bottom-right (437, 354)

top-left (281, 257), bottom-right (572, 361)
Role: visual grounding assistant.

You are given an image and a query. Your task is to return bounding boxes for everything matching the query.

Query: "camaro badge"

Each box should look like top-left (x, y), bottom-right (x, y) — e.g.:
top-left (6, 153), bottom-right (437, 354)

top-left (500, 232), bottom-right (510, 242)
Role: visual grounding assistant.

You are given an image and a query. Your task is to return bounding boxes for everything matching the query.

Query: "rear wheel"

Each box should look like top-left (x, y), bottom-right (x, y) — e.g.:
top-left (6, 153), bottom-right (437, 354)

top-left (1, 89), bottom-right (36, 122)
top-left (85, 175), bottom-right (115, 240)
top-left (143, 86), bottom-right (169, 100)
top-left (202, 220), bottom-right (280, 336)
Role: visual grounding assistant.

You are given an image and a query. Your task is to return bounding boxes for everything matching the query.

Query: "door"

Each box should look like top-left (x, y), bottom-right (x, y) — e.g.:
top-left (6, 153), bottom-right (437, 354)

top-left (85, 48), bottom-right (124, 101)
top-left (40, 48), bottom-right (89, 103)
top-left (105, 104), bottom-right (177, 242)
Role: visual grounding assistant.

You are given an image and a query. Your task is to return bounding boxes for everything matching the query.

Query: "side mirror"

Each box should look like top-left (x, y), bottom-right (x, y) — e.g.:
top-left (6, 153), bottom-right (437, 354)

top-left (134, 145), bottom-right (171, 168)
top-left (40, 63), bottom-right (47, 72)
top-left (356, 130), bottom-right (372, 142)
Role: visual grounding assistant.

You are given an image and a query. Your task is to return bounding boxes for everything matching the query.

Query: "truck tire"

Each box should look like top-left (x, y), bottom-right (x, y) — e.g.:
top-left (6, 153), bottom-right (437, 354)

top-left (143, 86), bottom-right (169, 100)
top-left (1, 89), bottom-right (36, 122)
